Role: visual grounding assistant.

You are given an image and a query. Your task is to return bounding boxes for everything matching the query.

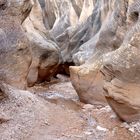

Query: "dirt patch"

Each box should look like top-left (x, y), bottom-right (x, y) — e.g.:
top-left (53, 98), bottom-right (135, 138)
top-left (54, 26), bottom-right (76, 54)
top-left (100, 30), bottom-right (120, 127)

top-left (0, 75), bottom-right (140, 140)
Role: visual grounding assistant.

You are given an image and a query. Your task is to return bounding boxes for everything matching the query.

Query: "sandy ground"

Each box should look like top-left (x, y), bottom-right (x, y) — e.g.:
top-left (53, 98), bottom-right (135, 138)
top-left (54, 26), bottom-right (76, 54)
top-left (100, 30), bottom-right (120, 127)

top-left (0, 74), bottom-right (140, 140)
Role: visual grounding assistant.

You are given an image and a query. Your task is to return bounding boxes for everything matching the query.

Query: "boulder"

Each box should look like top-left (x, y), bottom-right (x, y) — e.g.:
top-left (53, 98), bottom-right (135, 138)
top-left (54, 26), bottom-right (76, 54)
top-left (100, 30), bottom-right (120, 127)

top-left (70, 62), bottom-right (106, 105)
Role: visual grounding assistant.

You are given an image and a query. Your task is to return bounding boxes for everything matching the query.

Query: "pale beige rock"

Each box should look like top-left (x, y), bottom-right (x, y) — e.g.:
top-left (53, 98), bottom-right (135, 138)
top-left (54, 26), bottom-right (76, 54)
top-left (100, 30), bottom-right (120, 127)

top-left (70, 0), bottom-right (127, 106)
top-left (101, 0), bottom-right (140, 122)
top-left (1, 0), bottom-right (140, 123)
top-left (79, 0), bottom-right (94, 23)
top-left (70, 61), bottom-right (107, 105)
top-left (23, 0), bottom-right (61, 86)
top-left (0, 0), bottom-right (33, 89)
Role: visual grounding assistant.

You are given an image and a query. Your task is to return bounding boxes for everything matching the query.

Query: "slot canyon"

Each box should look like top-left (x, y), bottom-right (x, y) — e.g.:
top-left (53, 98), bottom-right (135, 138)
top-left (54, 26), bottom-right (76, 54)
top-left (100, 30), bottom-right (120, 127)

top-left (0, 0), bottom-right (140, 139)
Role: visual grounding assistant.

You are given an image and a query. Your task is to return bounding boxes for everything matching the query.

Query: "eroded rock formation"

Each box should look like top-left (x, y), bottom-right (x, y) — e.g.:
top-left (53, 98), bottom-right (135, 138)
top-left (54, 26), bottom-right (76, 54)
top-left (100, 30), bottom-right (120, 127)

top-left (101, 0), bottom-right (140, 122)
top-left (0, 0), bottom-right (140, 122)
top-left (70, 0), bottom-right (128, 105)
top-left (70, 0), bottom-right (140, 121)
top-left (0, 0), bottom-right (61, 88)
top-left (0, 0), bottom-right (32, 89)
top-left (23, 0), bottom-right (61, 86)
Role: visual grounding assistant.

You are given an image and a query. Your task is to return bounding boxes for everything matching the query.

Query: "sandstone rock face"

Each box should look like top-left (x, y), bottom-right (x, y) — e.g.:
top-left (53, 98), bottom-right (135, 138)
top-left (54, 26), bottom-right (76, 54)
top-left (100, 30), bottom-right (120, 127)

top-left (101, 0), bottom-right (140, 122)
top-left (0, 0), bottom-right (33, 89)
top-left (70, 0), bottom-right (140, 121)
top-left (43, 0), bottom-right (95, 65)
top-left (0, 0), bottom-right (61, 88)
top-left (1, 0), bottom-right (140, 122)
top-left (23, 0), bottom-right (61, 86)
top-left (70, 0), bottom-right (128, 105)
top-left (25, 0), bottom-right (140, 121)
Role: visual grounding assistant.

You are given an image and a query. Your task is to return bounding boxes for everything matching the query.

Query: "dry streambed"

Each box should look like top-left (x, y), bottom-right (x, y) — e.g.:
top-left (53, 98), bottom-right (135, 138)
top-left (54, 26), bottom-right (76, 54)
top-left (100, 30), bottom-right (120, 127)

top-left (27, 75), bottom-right (140, 140)
top-left (0, 75), bottom-right (139, 140)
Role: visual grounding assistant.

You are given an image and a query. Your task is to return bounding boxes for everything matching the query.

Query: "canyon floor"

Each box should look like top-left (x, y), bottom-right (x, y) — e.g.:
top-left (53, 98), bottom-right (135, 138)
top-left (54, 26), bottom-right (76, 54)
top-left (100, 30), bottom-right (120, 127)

top-left (0, 75), bottom-right (140, 140)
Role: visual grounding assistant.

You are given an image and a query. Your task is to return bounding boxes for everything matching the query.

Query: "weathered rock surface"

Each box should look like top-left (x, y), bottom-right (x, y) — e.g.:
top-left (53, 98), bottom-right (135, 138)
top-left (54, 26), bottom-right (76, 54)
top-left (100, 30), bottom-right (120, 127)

top-left (1, 0), bottom-right (140, 123)
top-left (23, 0), bottom-right (61, 86)
top-left (101, 0), bottom-right (140, 122)
top-left (0, 0), bottom-right (33, 89)
top-left (0, 0), bottom-right (62, 88)
top-left (70, 0), bottom-right (140, 121)
top-left (70, 0), bottom-right (127, 105)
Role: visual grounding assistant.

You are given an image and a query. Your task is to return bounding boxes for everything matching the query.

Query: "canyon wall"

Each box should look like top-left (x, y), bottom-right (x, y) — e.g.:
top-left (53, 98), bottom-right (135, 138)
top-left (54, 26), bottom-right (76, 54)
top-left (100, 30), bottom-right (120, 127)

top-left (0, 0), bottom-right (140, 122)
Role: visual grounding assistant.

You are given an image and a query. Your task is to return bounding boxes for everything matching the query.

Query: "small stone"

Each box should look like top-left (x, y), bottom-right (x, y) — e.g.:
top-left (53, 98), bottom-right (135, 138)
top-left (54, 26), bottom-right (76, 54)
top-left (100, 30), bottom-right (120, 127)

top-left (110, 114), bottom-right (117, 119)
top-left (82, 104), bottom-right (94, 110)
top-left (129, 127), bottom-right (135, 133)
top-left (120, 122), bottom-right (129, 129)
top-left (44, 120), bottom-right (50, 125)
top-left (96, 126), bottom-right (108, 132)
top-left (84, 131), bottom-right (93, 135)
